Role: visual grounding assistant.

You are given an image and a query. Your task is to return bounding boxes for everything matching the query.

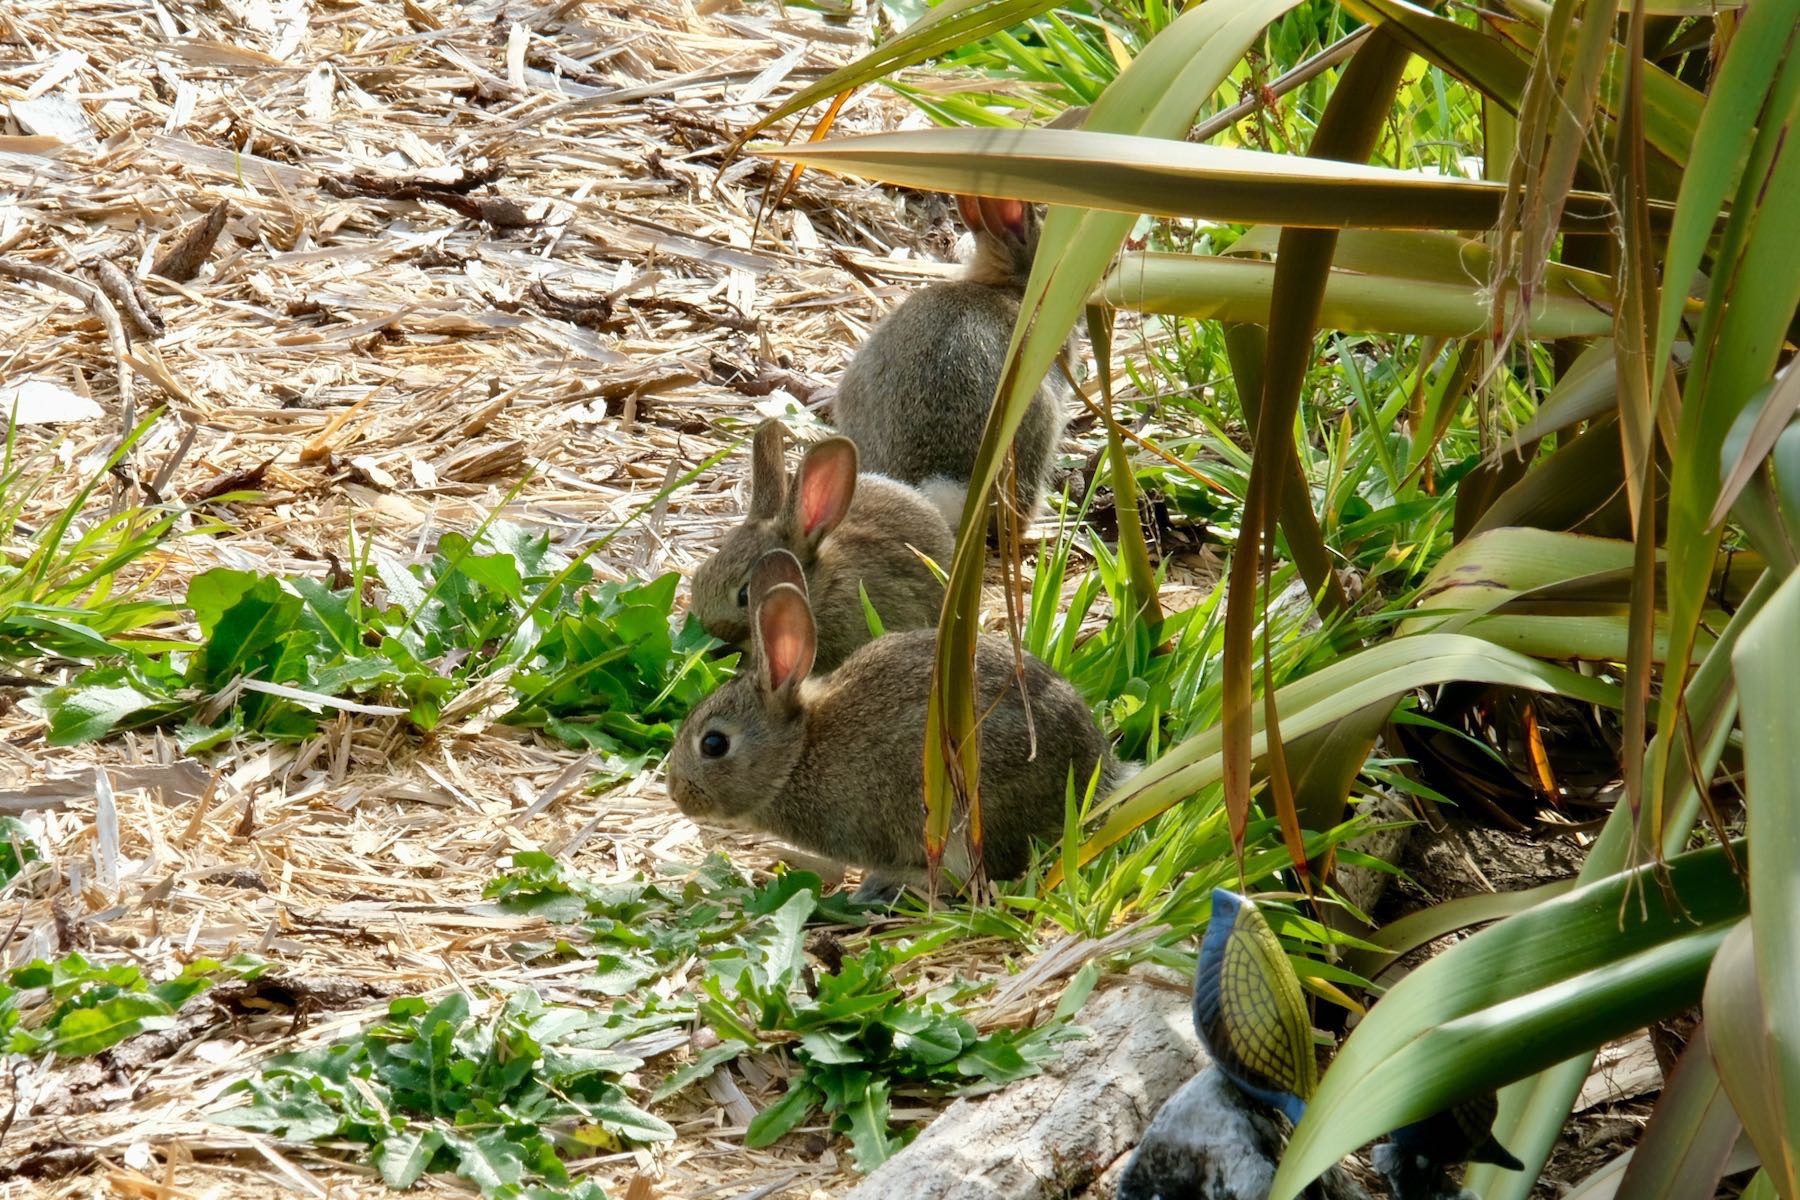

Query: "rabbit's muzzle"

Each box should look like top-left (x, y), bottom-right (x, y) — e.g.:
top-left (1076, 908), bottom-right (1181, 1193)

top-left (668, 772), bottom-right (712, 816)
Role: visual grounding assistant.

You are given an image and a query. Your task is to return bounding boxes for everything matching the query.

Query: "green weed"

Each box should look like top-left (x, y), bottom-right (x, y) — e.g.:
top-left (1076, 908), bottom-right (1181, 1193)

top-left (215, 988), bottom-right (662, 1200)
top-left (34, 525), bottom-right (729, 780)
top-left (2, 952), bottom-right (267, 1057)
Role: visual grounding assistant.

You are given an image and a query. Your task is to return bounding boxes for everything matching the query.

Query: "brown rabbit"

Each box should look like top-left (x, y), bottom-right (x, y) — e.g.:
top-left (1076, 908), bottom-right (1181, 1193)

top-left (690, 420), bottom-right (951, 672)
top-left (669, 549), bottom-right (1119, 901)
top-left (831, 195), bottom-right (1074, 531)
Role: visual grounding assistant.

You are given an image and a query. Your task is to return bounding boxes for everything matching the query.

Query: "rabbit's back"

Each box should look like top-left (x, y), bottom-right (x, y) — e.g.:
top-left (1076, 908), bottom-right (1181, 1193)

top-left (808, 475), bottom-right (952, 668)
top-left (772, 630), bottom-right (1110, 878)
top-left (835, 282), bottom-right (1065, 522)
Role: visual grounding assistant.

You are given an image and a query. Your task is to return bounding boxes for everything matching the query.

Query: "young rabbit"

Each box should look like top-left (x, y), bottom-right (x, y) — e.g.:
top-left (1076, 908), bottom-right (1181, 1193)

top-left (832, 195), bottom-right (1075, 531)
top-left (669, 549), bottom-right (1119, 900)
top-left (690, 420), bottom-right (952, 672)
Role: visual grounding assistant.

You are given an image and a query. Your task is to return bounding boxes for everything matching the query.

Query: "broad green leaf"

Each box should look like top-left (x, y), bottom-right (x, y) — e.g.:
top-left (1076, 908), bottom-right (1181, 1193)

top-left (1649, 37), bottom-right (1800, 845)
top-left (579, 1096), bottom-right (675, 1144)
top-left (1614, 1025), bottom-right (1743, 1200)
top-left (1704, 921), bottom-right (1799, 1193)
top-left (761, 127), bottom-right (1639, 233)
top-left (756, 889), bottom-right (815, 991)
top-left (186, 568), bottom-right (261, 638)
top-left (1270, 841), bottom-right (1746, 1199)
top-left (1101, 252), bottom-right (1612, 338)
top-left (841, 1077), bottom-right (897, 1170)
top-left (210, 1087), bottom-right (346, 1141)
top-left (190, 575), bottom-right (304, 688)
top-left (50, 995), bottom-right (177, 1056)
top-left (450, 1129), bottom-right (530, 1193)
top-left (1346, 880), bottom-right (1575, 980)
top-left (376, 1128), bottom-right (445, 1189)
top-left (746, 1079), bottom-right (824, 1148)
top-left (800, 1028), bottom-right (866, 1065)
top-left (1729, 564), bottom-right (1800, 1181)
top-left (45, 679), bottom-right (175, 746)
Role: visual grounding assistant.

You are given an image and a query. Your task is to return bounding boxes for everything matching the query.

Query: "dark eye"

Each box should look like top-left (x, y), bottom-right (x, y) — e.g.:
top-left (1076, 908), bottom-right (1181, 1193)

top-left (700, 730), bottom-right (730, 758)
top-left (736, 585), bottom-right (749, 607)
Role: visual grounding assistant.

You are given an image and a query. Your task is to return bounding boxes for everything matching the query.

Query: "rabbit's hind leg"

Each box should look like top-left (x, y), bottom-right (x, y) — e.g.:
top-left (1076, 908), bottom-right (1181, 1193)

top-left (850, 874), bottom-right (909, 907)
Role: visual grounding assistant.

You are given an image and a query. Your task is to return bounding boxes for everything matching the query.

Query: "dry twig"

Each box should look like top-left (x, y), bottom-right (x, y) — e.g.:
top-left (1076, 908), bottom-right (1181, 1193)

top-left (0, 256), bottom-right (138, 434)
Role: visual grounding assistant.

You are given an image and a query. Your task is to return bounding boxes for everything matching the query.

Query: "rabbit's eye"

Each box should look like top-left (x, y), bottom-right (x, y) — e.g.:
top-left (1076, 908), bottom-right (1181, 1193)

top-left (736, 584), bottom-right (749, 607)
top-left (700, 730), bottom-right (730, 758)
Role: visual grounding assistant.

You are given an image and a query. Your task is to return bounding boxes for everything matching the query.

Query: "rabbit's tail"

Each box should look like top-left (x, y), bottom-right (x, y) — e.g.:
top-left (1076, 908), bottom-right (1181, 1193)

top-left (1101, 756), bottom-right (1143, 793)
top-left (914, 476), bottom-right (967, 530)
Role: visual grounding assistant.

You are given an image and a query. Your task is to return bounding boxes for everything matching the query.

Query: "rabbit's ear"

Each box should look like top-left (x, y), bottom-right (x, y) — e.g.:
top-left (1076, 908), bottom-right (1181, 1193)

top-left (957, 195), bottom-right (1029, 245)
top-left (750, 420), bottom-right (788, 519)
top-left (754, 582), bottom-right (815, 711)
top-left (750, 548), bottom-right (807, 600)
top-left (793, 438), bottom-right (858, 549)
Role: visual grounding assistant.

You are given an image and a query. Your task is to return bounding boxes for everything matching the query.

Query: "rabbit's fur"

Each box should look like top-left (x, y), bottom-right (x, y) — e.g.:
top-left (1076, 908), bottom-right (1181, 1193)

top-left (832, 196), bottom-right (1075, 531)
top-left (690, 421), bottom-right (951, 672)
top-left (669, 551), bottom-right (1118, 897)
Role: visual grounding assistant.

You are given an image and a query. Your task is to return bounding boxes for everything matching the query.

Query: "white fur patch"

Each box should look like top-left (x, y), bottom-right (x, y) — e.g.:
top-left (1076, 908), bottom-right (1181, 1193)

top-left (915, 476), bottom-right (968, 530)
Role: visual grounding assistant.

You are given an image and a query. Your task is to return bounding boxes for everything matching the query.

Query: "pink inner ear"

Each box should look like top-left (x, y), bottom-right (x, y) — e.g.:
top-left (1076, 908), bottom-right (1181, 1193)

top-left (983, 197), bottom-right (1027, 239)
top-left (759, 592), bottom-right (813, 692)
top-left (799, 447), bottom-right (855, 537)
top-left (765, 620), bottom-right (805, 688)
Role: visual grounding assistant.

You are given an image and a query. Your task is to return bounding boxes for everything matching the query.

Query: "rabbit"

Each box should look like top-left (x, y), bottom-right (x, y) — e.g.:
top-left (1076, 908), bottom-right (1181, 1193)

top-left (669, 548), bottom-right (1120, 901)
top-left (831, 195), bottom-right (1076, 532)
top-left (690, 419), bottom-right (953, 672)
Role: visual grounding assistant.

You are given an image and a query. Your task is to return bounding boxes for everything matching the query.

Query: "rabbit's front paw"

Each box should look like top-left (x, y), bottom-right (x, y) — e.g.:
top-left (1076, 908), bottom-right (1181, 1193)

top-left (850, 874), bottom-right (907, 908)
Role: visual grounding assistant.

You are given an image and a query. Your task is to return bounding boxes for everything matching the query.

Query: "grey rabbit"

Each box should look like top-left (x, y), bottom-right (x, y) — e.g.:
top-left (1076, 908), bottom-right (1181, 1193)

top-left (690, 420), bottom-right (952, 672)
top-left (669, 549), bottom-right (1120, 901)
top-left (831, 195), bottom-right (1075, 530)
